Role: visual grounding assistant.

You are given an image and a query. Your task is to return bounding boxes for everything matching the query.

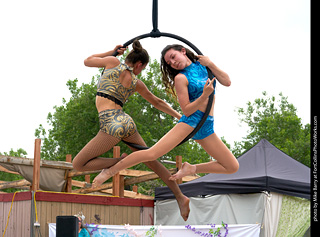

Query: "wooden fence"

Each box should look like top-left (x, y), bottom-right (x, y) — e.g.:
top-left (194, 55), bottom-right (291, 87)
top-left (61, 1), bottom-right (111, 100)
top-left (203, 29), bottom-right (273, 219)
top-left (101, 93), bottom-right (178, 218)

top-left (0, 191), bottom-right (154, 237)
top-left (0, 139), bottom-right (198, 237)
top-left (0, 192), bottom-right (31, 237)
top-left (0, 139), bottom-right (198, 197)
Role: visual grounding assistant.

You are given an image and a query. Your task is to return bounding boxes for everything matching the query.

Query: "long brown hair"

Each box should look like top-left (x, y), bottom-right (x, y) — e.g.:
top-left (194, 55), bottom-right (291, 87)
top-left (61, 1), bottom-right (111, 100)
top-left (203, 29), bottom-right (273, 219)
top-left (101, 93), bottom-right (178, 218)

top-left (160, 44), bottom-right (198, 98)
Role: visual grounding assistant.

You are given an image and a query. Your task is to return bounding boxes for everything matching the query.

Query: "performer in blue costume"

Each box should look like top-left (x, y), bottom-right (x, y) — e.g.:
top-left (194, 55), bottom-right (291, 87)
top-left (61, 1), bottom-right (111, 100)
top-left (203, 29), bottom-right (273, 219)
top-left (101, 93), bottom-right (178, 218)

top-left (178, 60), bottom-right (216, 140)
top-left (93, 44), bottom-right (239, 215)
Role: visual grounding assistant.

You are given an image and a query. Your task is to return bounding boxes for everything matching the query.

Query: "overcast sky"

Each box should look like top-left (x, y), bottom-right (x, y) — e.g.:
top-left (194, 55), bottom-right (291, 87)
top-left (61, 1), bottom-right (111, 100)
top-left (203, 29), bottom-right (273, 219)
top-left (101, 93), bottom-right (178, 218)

top-left (0, 0), bottom-right (310, 157)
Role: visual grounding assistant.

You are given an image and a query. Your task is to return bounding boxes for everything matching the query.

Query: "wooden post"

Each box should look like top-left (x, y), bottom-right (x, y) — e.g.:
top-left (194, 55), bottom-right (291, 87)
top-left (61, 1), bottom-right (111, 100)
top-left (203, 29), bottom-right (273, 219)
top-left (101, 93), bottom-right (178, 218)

top-left (31, 139), bottom-right (41, 191)
top-left (112, 146), bottom-right (124, 197)
top-left (85, 175), bottom-right (91, 184)
top-left (133, 185), bottom-right (138, 193)
top-left (175, 155), bottom-right (182, 184)
top-left (65, 154), bottom-right (72, 192)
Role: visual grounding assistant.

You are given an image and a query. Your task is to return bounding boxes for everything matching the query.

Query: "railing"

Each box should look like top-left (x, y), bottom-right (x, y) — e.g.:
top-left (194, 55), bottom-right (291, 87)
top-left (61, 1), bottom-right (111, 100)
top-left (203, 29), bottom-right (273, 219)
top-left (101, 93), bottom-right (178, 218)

top-left (0, 139), bottom-right (198, 199)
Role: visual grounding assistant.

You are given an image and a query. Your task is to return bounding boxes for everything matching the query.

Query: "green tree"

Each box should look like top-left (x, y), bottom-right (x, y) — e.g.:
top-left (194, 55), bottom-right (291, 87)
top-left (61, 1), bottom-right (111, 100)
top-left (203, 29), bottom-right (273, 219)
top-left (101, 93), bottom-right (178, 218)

top-left (0, 149), bottom-right (26, 192)
top-left (35, 76), bottom-right (100, 161)
top-left (0, 148), bottom-right (27, 157)
top-left (232, 91), bottom-right (310, 167)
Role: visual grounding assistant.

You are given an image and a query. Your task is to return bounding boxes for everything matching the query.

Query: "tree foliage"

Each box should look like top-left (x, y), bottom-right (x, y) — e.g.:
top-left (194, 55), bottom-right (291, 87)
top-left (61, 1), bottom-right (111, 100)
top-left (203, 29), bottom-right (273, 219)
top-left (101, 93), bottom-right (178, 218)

top-left (0, 148), bottom-right (27, 157)
top-left (35, 76), bottom-right (99, 161)
top-left (0, 149), bottom-right (26, 192)
top-left (232, 91), bottom-right (310, 167)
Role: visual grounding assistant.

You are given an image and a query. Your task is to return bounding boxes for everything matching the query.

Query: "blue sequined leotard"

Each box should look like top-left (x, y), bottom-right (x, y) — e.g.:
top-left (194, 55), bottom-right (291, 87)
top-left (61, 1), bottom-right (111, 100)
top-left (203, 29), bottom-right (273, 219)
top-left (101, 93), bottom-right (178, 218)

top-left (178, 61), bottom-right (216, 140)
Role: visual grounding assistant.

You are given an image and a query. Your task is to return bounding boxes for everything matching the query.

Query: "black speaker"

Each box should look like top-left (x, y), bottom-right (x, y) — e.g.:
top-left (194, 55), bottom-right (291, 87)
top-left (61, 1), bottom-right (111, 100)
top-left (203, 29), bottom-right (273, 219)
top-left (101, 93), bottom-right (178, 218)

top-left (56, 216), bottom-right (79, 237)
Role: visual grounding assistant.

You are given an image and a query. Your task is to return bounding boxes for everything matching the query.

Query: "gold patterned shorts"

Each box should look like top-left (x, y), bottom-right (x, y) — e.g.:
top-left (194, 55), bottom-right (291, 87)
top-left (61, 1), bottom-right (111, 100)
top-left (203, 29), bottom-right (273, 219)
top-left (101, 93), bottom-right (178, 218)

top-left (99, 109), bottom-right (137, 140)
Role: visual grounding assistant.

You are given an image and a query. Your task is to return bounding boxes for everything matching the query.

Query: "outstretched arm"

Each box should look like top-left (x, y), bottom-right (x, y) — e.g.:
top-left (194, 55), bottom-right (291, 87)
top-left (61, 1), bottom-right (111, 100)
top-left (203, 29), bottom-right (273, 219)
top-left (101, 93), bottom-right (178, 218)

top-left (197, 55), bottom-right (231, 86)
top-left (84, 45), bottom-right (127, 68)
top-left (135, 79), bottom-right (182, 119)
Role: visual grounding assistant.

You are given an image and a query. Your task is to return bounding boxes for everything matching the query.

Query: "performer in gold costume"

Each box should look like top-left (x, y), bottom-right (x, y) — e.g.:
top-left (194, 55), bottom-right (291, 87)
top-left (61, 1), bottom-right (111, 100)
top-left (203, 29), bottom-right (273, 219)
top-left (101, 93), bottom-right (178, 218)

top-left (72, 40), bottom-right (190, 221)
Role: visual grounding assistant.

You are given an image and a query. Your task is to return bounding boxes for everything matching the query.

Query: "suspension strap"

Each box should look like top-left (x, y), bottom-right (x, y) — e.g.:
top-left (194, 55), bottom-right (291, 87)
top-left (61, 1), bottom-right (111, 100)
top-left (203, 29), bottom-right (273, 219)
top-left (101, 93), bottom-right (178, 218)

top-left (151, 0), bottom-right (160, 35)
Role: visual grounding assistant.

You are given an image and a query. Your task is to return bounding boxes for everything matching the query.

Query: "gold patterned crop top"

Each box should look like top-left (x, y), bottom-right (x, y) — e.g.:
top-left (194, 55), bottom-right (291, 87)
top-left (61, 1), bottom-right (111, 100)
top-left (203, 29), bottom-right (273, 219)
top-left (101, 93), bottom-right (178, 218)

top-left (96, 63), bottom-right (138, 107)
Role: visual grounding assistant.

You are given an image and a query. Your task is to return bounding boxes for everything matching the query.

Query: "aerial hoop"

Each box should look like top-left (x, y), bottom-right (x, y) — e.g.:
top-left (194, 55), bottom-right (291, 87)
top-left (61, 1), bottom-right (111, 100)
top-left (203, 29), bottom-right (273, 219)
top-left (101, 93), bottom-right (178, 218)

top-left (110, 0), bottom-right (215, 148)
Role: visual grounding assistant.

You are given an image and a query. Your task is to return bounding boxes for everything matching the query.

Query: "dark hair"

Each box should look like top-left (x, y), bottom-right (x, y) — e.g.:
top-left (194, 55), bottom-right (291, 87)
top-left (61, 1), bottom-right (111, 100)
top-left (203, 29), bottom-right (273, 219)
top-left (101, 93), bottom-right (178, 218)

top-left (125, 40), bottom-right (149, 65)
top-left (160, 44), bottom-right (198, 98)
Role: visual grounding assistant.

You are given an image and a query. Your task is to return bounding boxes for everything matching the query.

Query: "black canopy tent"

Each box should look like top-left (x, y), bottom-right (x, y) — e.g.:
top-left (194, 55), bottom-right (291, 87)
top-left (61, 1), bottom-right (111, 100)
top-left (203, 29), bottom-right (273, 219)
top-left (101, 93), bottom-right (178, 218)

top-left (155, 139), bottom-right (310, 200)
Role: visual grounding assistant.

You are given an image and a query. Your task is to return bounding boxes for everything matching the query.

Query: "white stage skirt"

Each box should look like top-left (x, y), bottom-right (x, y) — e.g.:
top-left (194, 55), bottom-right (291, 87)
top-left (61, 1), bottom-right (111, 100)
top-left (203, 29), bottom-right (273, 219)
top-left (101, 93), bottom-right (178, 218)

top-left (49, 223), bottom-right (261, 237)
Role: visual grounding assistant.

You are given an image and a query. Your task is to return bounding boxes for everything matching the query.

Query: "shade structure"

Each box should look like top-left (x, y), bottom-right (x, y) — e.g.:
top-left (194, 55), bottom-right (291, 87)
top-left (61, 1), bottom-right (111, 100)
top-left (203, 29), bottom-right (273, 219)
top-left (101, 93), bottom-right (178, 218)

top-left (155, 139), bottom-right (310, 200)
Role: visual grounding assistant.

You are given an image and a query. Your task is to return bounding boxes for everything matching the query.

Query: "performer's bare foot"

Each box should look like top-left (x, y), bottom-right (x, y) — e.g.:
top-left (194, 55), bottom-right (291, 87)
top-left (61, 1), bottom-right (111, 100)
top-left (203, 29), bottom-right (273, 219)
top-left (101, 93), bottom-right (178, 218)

top-left (91, 153), bottom-right (127, 189)
top-left (92, 169), bottom-right (113, 188)
top-left (169, 162), bottom-right (196, 181)
top-left (177, 195), bottom-right (190, 221)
